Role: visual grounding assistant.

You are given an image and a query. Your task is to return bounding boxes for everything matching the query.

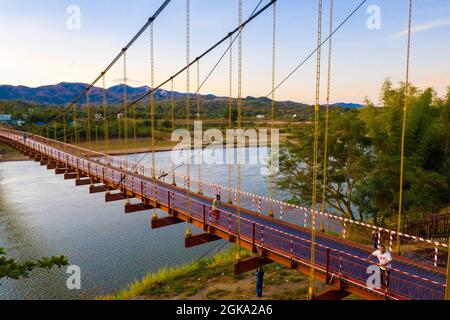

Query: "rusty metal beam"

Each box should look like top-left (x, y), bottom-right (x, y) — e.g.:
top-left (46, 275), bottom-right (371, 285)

top-left (55, 168), bottom-right (69, 175)
top-left (124, 202), bottom-right (153, 214)
top-left (234, 256), bottom-right (273, 275)
top-left (151, 216), bottom-right (184, 229)
top-left (185, 233), bottom-right (221, 248)
top-left (105, 192), bottom-right (127, 202)
top-left (89, 185), bottom-right (108, 194)
top-left (64, 172), bottom-right (78, 180)
top-left (75, 178), bottom-right (92, 186)
top-left (47, 163), bottom-right (57, 170)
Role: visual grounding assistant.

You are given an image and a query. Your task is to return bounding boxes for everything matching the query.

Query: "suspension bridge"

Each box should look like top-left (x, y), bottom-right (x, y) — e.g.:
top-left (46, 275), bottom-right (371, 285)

top-left (1, 0), bottom-right (449, 300)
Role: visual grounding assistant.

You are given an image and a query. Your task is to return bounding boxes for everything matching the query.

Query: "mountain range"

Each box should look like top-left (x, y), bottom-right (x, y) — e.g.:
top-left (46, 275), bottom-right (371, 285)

top-left (0, 82), bottom-right (190, 106)
top-left (0, 82), bottom-right (363, 108)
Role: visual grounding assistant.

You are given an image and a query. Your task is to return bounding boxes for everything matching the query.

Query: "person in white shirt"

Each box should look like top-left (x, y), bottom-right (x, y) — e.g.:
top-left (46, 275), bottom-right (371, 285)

top-left (367, 244), bottom-right (392, 289)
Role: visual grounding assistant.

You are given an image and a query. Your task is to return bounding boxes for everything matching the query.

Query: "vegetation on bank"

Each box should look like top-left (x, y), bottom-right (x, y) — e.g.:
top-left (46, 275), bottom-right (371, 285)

top-left (100, 246), bottom-right (340, 301)
top-left (0, 248), bottom-right (68, 282)
top-left (277, 81), bottom-right (450, 230)
top-left (0, 142), bottom-right (25, 161)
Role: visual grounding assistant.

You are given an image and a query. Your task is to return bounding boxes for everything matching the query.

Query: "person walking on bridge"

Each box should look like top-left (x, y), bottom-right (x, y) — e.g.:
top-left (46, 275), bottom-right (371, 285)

top-left (255, 267), bottom-right (265, 298)
top-left (371, 230), bottom-right (379, 250)
top-left (211, 194), bottom-right (221, 221)
top-left (367, 244), bottom-right (392, 290)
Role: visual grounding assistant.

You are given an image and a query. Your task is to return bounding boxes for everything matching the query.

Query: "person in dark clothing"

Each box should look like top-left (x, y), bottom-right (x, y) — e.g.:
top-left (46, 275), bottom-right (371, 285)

top-left (255, 267), bottom-right (265, 298)
top-left (211, 194), bottom-right (221, 221)
top-left (371, 230), bottom-right (379, 250)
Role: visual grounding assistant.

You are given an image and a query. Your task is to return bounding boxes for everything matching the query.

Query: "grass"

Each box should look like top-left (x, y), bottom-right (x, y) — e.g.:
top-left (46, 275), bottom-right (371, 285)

top-left (99, 246), bottom-right (249, 300)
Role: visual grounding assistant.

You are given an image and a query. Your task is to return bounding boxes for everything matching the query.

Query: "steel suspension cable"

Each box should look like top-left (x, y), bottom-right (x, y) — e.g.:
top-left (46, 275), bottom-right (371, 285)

top-left (123, 51), bottom-right (129, 170)
top-left (227, 35), bottom-right (233, 205)
top-left (63, 112), bottom-right (67, 144)
top-left (268, 1), bottom-right (276, 218)
top-left (32, 0), bottom-right (172, 137)
top-left (133, 105), bottom-right (137, 156)
top-left (308, 0), bottom-right (323, 301)
top-left (150, 23), bottom-right (156, 179)
top-left (117, 111), bottom-right (122, 147)
top-left (102, 74), bottom-right (110, 156)
top-left (171, 77), bottom-right (176, 185)
top-left (95, 104), bottom-right (99, 151)
top-left (185, 0), bottom-right (192, 239)
top-left (320, 0), bottom-right (334, 233)
top-left (73, 104), bottom-right (78, 145)
top-left (266, 0), bottom-right (366, 98)
top-left (86, 91), bottom-right (92, 146)
top-left (196, 60), bottom-right (203, 195)
top-left (112, 0), bottom-right (268, 191)
top-left (397, 0), bottom-right (413, 254)
top-left (236, 0), bottom-right (243, 262)
top-left (53, 121), bottom-right (57, 141)
top-left (124, 0), bottom-right (275, 113)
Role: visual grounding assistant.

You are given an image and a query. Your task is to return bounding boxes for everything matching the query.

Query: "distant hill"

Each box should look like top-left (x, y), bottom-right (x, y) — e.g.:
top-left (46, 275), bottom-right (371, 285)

top-left (0, 82), bottom-right (364, 123)
top-left (0, 82), bottom-right (201, 106)
top-left (330, 102), bottom-right (363, 109)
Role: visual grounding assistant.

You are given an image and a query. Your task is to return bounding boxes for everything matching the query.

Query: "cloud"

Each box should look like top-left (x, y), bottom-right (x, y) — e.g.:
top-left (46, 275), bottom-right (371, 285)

top-left (394, 18), bottom-right (450, 37)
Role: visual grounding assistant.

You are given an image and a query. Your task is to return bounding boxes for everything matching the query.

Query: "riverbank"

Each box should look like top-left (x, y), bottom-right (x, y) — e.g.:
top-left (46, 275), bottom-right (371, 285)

top-left (99, 246), bottom-right (359, 300)
top-left (0, 142), bottom-right (29, 162)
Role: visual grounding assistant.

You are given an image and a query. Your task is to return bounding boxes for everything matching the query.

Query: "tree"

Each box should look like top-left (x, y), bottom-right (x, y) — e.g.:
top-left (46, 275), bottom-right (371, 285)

top-left (356, 82), bottom-right (450, 226)
top-left (276, 109), bottom-right (372, 221)
top-left (0, 247), bottom-right (68, 281)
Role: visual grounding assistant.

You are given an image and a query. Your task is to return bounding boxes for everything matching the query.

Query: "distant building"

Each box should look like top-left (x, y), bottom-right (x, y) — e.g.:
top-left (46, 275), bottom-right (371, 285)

top-left (14, 119), bottom-right (26, 127)
top-left (256, 114), bottom-right (266, 120)
top-left (0, 114), bottom-right (12, 123)
top-left (94, 113), bottom-right (103, 120)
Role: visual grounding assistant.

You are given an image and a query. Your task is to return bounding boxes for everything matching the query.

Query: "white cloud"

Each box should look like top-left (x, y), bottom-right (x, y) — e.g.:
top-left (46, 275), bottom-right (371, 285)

top-left (394, 18), bottom-right (450, 37)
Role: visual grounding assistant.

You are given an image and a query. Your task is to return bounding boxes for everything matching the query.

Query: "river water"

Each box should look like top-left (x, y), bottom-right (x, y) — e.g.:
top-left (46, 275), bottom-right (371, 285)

top-left (0, 147), bottom-right (285, 300)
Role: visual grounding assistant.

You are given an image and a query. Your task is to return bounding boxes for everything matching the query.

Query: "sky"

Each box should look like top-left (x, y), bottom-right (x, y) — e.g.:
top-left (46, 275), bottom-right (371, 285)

top-left (0, 0), bottom-right (449, 105)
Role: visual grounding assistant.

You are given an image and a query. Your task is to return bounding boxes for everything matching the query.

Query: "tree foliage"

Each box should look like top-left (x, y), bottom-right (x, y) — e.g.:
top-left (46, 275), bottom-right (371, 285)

top-left (0, 247), bottom-right (68, 281)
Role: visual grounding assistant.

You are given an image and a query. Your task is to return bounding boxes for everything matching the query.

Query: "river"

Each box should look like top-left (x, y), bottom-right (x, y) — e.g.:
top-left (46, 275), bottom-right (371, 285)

top-left (0, 147), bottom-right (285, 299)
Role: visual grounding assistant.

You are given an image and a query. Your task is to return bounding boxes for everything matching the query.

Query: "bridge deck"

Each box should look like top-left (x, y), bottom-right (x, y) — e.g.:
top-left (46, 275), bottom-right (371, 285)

top-left (0, 129), bottom-right (446, 300)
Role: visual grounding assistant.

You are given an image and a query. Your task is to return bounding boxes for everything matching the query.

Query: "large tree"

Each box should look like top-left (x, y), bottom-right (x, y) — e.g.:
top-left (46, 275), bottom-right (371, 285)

top-left (277, 109), bottom-right (372, 221)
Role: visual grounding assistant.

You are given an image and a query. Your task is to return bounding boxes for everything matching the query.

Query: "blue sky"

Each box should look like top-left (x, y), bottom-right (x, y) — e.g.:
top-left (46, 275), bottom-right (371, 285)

top-left (0, 0), bottom-right (449, 104)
